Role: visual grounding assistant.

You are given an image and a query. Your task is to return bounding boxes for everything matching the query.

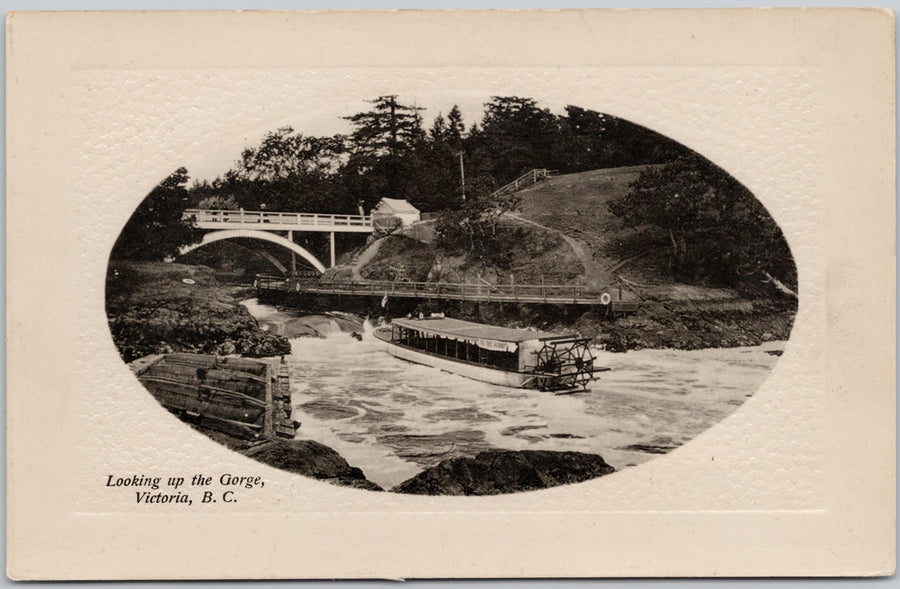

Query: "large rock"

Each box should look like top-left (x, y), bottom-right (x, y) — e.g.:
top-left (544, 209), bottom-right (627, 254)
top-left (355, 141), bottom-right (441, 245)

top-left (392, 450), bottom-right (615, 495)
top-left (245, 439), bottom-right (382, 491)
top-left (106, 261), bottom-right (291, 361)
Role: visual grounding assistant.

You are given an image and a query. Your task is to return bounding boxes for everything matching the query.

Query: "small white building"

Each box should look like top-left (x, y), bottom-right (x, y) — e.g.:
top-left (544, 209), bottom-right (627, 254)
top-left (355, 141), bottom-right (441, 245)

top-left (371, 198), bottom-right (421, 233)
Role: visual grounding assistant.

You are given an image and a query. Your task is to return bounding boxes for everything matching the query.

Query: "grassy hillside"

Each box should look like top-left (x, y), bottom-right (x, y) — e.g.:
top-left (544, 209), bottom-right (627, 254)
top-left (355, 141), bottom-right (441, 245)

top-left (515, 165), bottom-right (753, 302)
top-left (518, 165), bottom-right (653, 232)
top-left (516, 166), bottom-right (658, 283)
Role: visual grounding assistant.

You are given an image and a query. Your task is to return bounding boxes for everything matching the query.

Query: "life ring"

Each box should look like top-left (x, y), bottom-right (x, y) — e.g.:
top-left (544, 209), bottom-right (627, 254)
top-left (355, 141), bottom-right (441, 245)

top-left (600, 292), bottom-right (612, 305)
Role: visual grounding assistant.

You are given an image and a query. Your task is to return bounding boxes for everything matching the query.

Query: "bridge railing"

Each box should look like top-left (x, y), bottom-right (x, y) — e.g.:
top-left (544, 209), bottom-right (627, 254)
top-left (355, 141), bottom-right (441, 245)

top-left (256, 275), bottom-right (615, 302)
top-left (184, 209), bottom-right (373, 228)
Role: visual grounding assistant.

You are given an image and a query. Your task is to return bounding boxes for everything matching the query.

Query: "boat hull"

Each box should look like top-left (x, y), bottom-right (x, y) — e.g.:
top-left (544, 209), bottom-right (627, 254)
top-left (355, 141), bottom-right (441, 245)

top-left (374, 327), bottom-right (532, 388)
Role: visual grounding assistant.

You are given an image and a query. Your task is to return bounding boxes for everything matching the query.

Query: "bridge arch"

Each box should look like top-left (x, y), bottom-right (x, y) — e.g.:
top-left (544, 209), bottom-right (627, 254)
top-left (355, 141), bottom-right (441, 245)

top-left (179, 229), bottom-right (327, 273)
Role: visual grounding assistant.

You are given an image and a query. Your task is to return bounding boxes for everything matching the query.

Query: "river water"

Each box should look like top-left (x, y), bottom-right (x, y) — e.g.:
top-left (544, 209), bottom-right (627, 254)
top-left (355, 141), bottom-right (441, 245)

top-left (243, 299), bottom-right (783, 490)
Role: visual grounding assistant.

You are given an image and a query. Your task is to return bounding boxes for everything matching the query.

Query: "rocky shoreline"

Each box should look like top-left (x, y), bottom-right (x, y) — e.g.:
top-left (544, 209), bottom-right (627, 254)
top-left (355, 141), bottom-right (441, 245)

top-left (576, 300), bottom-right (796, 353)
top-left (106, 262), bottom-right (291, 362)
top-left (106, 260), bottom-right (793, 360)
top-left (483, 301), bottom-right (795, 353)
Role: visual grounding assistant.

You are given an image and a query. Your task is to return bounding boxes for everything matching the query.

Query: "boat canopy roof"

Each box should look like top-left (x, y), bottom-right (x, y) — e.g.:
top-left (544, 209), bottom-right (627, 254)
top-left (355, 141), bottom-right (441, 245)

top-left (392, 317), bottom-right (574, 345)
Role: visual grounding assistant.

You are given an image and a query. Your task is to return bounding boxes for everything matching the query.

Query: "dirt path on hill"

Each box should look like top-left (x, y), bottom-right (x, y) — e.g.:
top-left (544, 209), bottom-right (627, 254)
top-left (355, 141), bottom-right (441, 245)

top-left (348, 238), bottom-right (385, 281)
top-left (506, 213), bottom-right (611, 284)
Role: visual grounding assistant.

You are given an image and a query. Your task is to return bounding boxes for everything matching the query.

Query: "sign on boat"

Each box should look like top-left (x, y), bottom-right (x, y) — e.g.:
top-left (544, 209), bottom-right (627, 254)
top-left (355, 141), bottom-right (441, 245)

top-left (373, 317), bottom-right (609, 394)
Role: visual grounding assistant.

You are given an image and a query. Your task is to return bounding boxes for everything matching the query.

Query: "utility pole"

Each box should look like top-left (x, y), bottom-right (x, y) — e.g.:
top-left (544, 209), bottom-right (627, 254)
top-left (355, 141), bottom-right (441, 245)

top-left (457, 150), bottom-right (466, 201)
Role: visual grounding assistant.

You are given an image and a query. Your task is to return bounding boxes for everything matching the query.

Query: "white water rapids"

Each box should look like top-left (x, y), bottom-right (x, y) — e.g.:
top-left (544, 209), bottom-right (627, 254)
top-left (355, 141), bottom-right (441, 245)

top-left (243, 298), bottom-right (783, 490)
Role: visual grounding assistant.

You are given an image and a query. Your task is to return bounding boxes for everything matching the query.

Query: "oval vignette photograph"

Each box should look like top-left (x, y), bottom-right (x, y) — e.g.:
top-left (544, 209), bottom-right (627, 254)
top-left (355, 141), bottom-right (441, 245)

top-left (105, 95), bottom-right (798, 495)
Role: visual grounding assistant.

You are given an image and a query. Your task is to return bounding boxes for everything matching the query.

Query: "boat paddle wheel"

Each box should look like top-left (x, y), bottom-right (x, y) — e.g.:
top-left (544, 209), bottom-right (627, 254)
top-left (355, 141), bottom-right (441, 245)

top-left (525, 338), bottom-right (605, 393)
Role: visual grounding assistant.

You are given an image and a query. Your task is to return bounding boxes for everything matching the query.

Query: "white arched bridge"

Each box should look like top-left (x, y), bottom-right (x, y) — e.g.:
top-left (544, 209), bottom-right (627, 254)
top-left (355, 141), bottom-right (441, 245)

top-left (180, 209), bottom-right (374, 272)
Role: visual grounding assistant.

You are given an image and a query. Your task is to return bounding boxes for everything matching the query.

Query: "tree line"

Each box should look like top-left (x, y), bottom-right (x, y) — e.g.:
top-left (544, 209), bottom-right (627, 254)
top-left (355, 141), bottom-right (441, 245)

top-left (186, 95), bottom-right (687, 215)
top-left (112, 95), bottom-right (685, 261)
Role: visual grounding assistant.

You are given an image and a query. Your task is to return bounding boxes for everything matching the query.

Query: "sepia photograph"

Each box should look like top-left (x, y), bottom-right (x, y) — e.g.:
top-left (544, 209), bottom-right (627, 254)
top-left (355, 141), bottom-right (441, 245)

top-left (108, 94), bottom-right (798, 494)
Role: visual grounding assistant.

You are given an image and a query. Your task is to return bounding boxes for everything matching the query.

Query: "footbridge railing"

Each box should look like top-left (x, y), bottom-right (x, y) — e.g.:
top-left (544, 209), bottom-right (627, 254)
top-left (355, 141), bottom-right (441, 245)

top-left (256, 275), bottom-right (639, 309)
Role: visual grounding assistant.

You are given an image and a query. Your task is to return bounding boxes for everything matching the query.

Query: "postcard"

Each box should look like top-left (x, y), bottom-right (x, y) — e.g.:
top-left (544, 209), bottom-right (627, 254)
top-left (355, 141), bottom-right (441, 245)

top-left (6, 8), bottom-right (895, 579)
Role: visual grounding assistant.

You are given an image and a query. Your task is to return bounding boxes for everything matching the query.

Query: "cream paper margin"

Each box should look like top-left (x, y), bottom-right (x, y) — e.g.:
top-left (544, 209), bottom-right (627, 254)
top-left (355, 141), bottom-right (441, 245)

top-left (6, 9), bottom-right (895, 579)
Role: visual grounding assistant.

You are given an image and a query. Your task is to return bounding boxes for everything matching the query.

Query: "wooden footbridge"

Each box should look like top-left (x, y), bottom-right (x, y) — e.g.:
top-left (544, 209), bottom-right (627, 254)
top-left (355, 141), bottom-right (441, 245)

top-left (256, 275), bottom-right (640, 312)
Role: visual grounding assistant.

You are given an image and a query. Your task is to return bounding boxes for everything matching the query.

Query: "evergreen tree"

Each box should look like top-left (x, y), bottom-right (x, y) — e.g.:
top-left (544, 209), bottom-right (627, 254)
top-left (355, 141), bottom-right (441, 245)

top-left (341, 95), bottom-right (426, 206)
top-left (429, 113), bottom-right (446, 143)
top-left (551, 106), bottom-right (609, 172)
top-left (408, 105), bottom-right (470, 212)
top-left (445, 105), bottom-right (465, 149)
top-left (473, 96), bottom-right (559, 183)
top-left (343, 95), bottom-right (425, 159)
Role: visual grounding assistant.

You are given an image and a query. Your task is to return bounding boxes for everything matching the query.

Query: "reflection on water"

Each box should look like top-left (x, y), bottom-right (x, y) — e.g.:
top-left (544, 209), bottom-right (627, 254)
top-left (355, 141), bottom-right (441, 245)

top-left (242, 299), bottom-right (782, 489)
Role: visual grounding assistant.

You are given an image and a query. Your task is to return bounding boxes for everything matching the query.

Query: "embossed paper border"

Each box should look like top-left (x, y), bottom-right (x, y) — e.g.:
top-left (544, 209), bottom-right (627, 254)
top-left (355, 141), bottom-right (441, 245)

top-left (7, 9), bottom-right (895, 578)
